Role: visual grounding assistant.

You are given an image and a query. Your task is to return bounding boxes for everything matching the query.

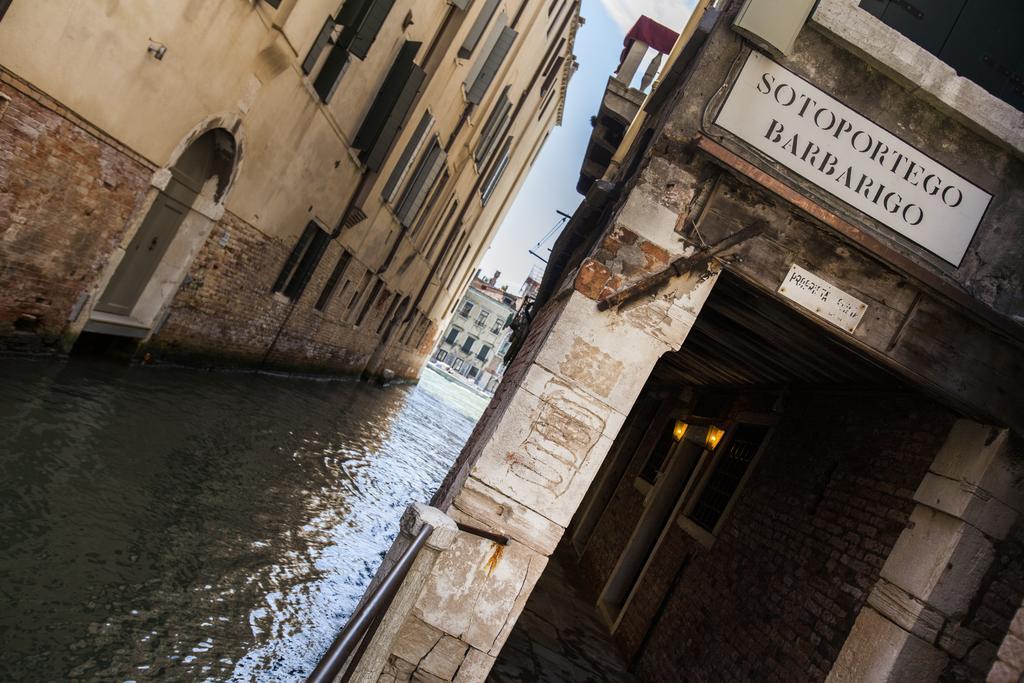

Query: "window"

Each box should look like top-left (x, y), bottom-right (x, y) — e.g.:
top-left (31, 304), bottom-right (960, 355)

top-left (461, 336), bottom-right (476, 353)
top-left (468, 366), bottom-right (479, 379)
top-left (477, 344), bottom-right (491, 361)
top-left (352, 41), bottom-right (426, 171)
top-left (499, 339), bottom-right (511, 355)
top-left (458, 0), bottom-right (500, 59)
top-left (382, 112), bottom-right (434, 203)
top-left (491, 320), bottom-right (503, 333)
top-left (685, 423), bottom-right (771, 534)
top-left (481, 136), bottom-right (512, 204)
top-left (264, 0), bottom-right (282, 9)
top-left (476, 310), bottom-right (490, 325)
top-left (346, 270), bottom-right (374, 320)
top-left (638, 422), bottom-right (679, 488)
top-left (435, 349), bottom-right (447, 362)
top-left (465, 20), bottom-right (518, 104)
top-left (272, 222), bottom-right (331, 301)
top-left (859, 1), bottom-right (1023, 110)
top-left (475, 87), bottom-right (512, 166)
top-left (303, 18), bottom-right (337, 75)
top-left (459, 301), bottom-right (473, 317)
top-left (376, 292), bottom-right (401, 334)
top-left (355, 279), bottom-right (384, 326)
top-left (452, 357), bottom-right (464, 371)
top-left (445, 327), bottom-right (460, 344)
top-left (315, 250), bottom-right (352, 311)
top-left (394, 140), bottom-right (447, 227)
top-left (0, 0), bottom-right (9, 21)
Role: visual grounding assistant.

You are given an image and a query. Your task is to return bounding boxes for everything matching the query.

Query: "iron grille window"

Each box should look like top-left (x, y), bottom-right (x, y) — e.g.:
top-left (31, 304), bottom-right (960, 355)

top-left (688, 424), bottom-right (770, 533)
top-left (859, 0), bottom-right (1023, 110)
top-left (452, 357), bottom-right (464, 371)
top-left (273, 222), bottom-right (331, 301)
top-left (436, 349), bottom-right (447, 361)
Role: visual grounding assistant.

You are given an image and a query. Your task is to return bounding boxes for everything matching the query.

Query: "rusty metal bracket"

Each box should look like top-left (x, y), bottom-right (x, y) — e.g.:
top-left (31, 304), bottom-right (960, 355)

top-left (455, 521), bottom-right (510, 546)
top-left (597, 221), bottom-right (767, 311)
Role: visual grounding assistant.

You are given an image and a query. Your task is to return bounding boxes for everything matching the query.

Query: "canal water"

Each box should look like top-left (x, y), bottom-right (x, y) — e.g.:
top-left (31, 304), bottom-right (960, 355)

top-left (0, 359), bottom-right (487, 681)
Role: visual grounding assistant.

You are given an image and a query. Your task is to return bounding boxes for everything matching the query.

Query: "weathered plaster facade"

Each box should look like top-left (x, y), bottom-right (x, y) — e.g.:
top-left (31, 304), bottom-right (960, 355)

top-left (347, 1), bottom-right (1023, 681)
top-left (0, 0), bottom-right (579, 378)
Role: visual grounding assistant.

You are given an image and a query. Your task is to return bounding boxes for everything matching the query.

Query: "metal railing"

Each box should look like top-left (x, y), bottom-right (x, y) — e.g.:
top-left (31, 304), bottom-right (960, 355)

top-left (307, 523), bottom-right (434, 683)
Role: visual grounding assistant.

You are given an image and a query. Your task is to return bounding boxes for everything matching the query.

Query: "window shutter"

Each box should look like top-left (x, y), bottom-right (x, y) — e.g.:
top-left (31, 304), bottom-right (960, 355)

top-left (354, 41), bottom-right (425, 171)
top-left (382, 111), bottom-right (434, 202)
top-left (540, 55), bottom-right (564, 95)
top-left (450, 0), bottom-right (471, 9)
top-left (337, 0), bottom-right (372, 27)
top-left (349, 0), bottom-right (396, 60)
top-left (273, 223), bottom-right (318, 292)
top-left (0, 0), bottom-right (10, 21)
top-left (284, 225), bottom-right (331, 300)
top-left (467, 25), bottom-right (516, 105)
top-left (459, 0), bottom-right (500, 58)
top-left (313, 30), bottom-right (353, 102)
top-left (481, 136), bottom-right (512, 205)
top-left (474, 87), bottom-right (511, 163)
top-left (396, 142), bottom-right (447, 227)
top-left (303, 17), bottom-right (337, 74)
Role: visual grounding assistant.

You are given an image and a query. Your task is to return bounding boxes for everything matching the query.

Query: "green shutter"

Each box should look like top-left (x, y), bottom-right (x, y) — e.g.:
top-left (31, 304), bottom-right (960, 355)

top-left (353, 42), bottom-right (426, 172)
top-left (303, 17), bottom-right (337, 75)
top-left (349, 0), bottom-right (396, 59)
top-left (396, 142), bottom-right (447, 227)
top-left (313, 28), bottom-right (354, 102)
top-left (382, 111), bottom-right (434, 202)
top-left (467, 25), bottom-right (516, 105)
top-left (337, 0), bottom-right (372, 26)
top-left (458, 0), bottom-right (500, 58)
top-left (474, 87), bottom-right (511, 163)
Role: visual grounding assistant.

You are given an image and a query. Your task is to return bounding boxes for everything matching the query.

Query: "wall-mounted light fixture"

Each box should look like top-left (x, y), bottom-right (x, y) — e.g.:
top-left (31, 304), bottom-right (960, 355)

top-left (673, 421), bottom-right (727, 450)
top-left (147, 39), bottom-right (167, 60)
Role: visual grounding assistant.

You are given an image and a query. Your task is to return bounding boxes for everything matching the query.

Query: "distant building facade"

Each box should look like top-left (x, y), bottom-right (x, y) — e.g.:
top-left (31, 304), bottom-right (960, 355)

top-left (0, 0), bottom-right (579, 379)
top-left (431, 271), bottom-right (516, 393)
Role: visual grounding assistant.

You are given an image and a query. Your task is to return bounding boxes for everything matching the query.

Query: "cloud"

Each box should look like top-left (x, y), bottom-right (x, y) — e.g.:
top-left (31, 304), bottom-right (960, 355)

top-left (598, 0), bottom-right (697, 33)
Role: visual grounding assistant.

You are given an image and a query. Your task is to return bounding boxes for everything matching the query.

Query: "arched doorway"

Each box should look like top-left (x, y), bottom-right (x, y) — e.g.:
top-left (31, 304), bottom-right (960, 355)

top-left (93, 128), bottom-right (236, 320)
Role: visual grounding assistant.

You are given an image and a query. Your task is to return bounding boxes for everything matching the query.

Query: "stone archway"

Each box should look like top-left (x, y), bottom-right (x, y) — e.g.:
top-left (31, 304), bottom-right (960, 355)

top-left (85, 127), bottom-right (238, 337)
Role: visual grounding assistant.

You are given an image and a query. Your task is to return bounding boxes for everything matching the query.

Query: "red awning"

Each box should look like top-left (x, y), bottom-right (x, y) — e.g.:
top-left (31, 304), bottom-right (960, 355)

top-left (619, 15), bottom-right (680, 68)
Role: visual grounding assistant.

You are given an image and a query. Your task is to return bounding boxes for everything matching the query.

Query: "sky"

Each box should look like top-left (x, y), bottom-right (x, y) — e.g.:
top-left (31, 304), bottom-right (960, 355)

top-left (477, 0), bottom-right (696, 290)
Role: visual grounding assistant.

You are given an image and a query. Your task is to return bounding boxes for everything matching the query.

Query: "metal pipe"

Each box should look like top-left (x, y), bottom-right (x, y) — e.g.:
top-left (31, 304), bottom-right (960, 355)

top-left (307, 523), bottom-right (434, 683)
top-left (455, 521), bottom-right (510, 546)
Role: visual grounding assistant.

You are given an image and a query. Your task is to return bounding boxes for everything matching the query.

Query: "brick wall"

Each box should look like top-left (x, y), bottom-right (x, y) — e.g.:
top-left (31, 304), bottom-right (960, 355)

top-left (576, 389), bottom-right (956, 682)
top-left (148, 213), bottom-right (431, 377)
top-left (0, 77), bottom-right (151, 352)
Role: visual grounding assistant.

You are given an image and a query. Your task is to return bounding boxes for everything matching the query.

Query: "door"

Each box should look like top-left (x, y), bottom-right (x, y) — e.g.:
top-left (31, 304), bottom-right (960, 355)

top-left (94, 179), bottom-right (194, 316)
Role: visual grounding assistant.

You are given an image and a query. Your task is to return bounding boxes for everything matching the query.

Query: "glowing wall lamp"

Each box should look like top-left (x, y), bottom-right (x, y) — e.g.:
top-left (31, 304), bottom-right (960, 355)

top-left (673, 421), bottom-right (726, 450)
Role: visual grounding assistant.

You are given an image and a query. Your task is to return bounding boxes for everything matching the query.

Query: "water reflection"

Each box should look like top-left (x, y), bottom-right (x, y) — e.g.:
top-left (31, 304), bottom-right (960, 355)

top-left (0, 359), bottom-right (483, 681)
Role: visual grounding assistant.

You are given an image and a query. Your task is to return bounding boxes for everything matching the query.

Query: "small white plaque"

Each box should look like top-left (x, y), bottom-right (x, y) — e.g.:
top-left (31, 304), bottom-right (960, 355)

top-left (778, 264), bottom-right (867, 333)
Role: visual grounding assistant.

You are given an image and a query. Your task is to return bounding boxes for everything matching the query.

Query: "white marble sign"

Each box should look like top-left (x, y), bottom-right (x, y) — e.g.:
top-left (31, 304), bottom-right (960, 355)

top-left (716, 51), bottom-right (992, 266)
top-left (778, 264), bottom-right (867, 333)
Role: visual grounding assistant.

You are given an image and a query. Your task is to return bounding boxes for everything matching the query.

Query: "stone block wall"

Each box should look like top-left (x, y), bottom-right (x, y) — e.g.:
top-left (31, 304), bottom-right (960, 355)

top-left (0, 73), bottom-right (151, 353)
top-left (575, 389), bottom-right (956, 681)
